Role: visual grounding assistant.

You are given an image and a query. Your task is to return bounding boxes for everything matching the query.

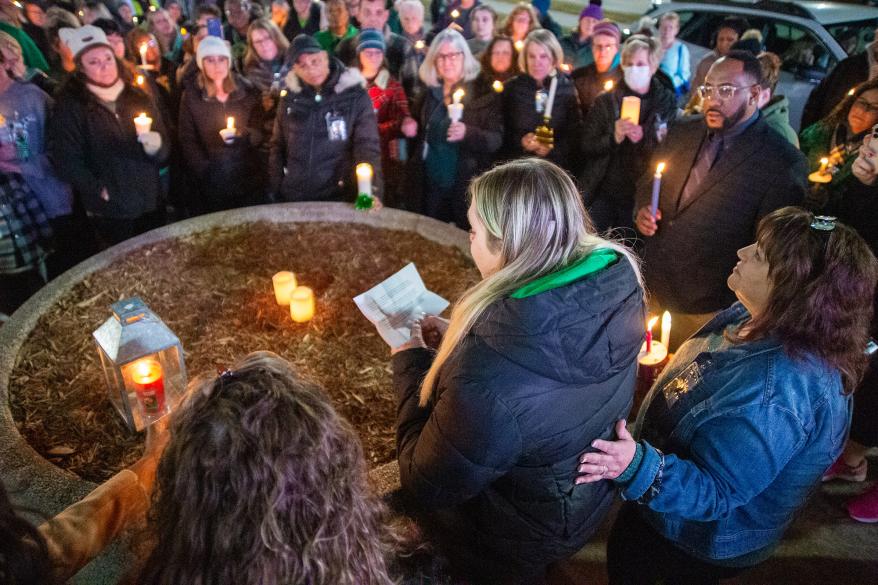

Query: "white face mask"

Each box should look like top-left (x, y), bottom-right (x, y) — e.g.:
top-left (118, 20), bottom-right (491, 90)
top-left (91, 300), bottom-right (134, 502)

top-left (623, 65), bottom-right (651, 91)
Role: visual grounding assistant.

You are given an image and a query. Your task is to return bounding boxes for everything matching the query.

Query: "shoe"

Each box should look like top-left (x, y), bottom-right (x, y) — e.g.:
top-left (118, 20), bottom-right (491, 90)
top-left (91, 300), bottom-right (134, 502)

top-left (822, 457), bottom-right (867, 482)
top-left (847, 483), bottom-right (878, 523)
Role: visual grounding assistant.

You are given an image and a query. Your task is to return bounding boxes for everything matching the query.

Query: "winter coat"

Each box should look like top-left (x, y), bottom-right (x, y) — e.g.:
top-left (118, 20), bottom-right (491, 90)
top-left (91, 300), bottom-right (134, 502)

top-left (178, 75), bottom-right (264, 212)
top-left (503, 72), bottom-right (582, 173)
top-left (282, 1), bottom-right (323, 40)
top-left (393, 250), bottom-right (644, 579)
top-left (580, 77), bottom-right (677, 231)
top-left (244, 56), bottom-right (292, 151)
top-left (269, 58), bottom-right (383, 202)
top-left (49, 76), bottom-right (170, 219)
top-left (760, 95), bottom-right (799, 147)
top-left (801, 52), bottom-right (868, 130)
top-left (572, 63), bottom-right (622, 119)
top-left (560, 33), bottom-right (594, 71)
top-left (366, 69), bottom-right (410, 167)
top-left (335, 30), bottom-right (421, 97)
top-left (635, 115), bottom-right (808, 314)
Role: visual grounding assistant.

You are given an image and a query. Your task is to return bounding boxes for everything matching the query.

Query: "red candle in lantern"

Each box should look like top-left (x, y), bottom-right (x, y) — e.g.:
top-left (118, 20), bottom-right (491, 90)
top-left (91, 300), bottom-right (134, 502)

top-left (131, 358), bottom-right (165, 416)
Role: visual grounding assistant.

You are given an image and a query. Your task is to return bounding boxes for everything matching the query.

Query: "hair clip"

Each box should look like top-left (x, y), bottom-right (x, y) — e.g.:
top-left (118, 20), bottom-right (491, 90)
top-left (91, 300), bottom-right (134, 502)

top-left (810, 216), bottom-right (836, 232)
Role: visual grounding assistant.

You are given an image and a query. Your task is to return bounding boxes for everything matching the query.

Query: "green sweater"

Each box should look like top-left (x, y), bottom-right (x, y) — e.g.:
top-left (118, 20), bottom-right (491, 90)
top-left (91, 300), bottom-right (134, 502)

top-left (0, 22), bottom-right (48, 73)
top-left (314, 26), bottom-right (358, 55)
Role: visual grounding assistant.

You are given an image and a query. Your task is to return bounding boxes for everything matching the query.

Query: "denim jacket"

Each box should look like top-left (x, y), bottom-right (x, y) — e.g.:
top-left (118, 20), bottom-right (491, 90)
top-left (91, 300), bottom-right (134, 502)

top-left (620, 303), bottom-right (850, 564)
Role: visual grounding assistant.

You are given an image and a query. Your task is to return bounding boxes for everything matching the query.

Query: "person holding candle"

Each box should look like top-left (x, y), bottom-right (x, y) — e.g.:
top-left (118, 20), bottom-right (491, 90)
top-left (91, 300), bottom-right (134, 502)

top-left (269, 34), bottom-right (382, 203)
top-left (503, 28), bottom-right (581, 173)
top-left (578, 207), bottom-right (877, 584)
top-left (799, 78), bottom-right (878, 211)
top-left (474, 34), bottom-right (518, 91)
top-left (389, 158), bottom-right (645, 582)
top-left (178, 35), bottom-right (264, 213)
top-left (49, 25), bottom-right (170, 246)
top-left (409, 28), bottom-right (501, 226)
top-left (501, 2), bottom-right (539, 49)
top-left (396, 0), bottom-right (427, 67)
top-left (571, 20), bottom-right (622, 119)
top-left (580, 33), bottom-right (676, 235)
top-left (356, 28), bottom-right (416, 208)
top-left (560, 0), bottom-right (603, 71)
top-left (633, 51), bottom-right (807, 349)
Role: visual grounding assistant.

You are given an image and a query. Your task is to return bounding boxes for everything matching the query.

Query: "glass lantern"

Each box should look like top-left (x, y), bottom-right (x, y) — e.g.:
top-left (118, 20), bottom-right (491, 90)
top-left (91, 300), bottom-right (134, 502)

top-left (93, 297), bottom-right (187, 432)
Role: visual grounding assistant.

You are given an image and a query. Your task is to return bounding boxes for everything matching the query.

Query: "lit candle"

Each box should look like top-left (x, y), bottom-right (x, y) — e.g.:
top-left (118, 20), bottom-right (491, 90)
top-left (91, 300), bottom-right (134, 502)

top-left (514, 40), bottom-right (524, 52)
top-left (645, 315), bottom-right (658, 355)
top-left (448, 89), bottom-right (465, 122)
top-left (219, 116), bottom-right (236, 142)
top-left (133, 112), bottom-right (153, 136)
top-left (848, 87), bottom-right (856, 96)
top-left (620, 95), bottom-right (641, 124)
top-left (560, 63), bottom-right (571, 73)
top-left (818, 157), bottom-right (829, 173)
top-left (130, 358), bottom-right (165, 416)
top-left (415, 39), bottom-right (425, 50)
top-left (139, 43), bottom-right (149, 68)
top-left (543, 74), bottom-right (558, 119)
top-left (290, 286), bottom-right (315, 323)
top-left (135, 74), bottom-right (145, 86)
top-left (450, 8), bottom-right (460, 18)
top-left (808, 157), bottom-right (833, 184)
top-left (651, 162), bottom-right (665, 218)
top-left (492, 79), bottom-right (504, 93)
top-left (660, 311), bottom-right (671, 350)
top-left (272, 271), bottom-right (298, 305)
top-left (356, 162), bottom-right (373, 196)
top-left (603, 79), bottom-right (614, 92)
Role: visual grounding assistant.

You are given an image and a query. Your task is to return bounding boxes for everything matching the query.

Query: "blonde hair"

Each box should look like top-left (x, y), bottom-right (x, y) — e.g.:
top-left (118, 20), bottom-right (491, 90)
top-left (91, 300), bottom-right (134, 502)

top-left (419, 28), bottom-right (480, 87)
top-left (658, 11), bottom-right (680, 26)
top-left (621, 34), bottom-right (660, 68)
top-left (518, 28), bottom-right (563, 76)
top-left (419, 159), bottom-right (643, 404)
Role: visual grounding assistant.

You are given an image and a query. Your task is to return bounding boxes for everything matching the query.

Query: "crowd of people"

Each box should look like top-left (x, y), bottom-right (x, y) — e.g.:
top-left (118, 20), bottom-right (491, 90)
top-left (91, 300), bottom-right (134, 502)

top-left (2, 0), bottom-right (878, 583)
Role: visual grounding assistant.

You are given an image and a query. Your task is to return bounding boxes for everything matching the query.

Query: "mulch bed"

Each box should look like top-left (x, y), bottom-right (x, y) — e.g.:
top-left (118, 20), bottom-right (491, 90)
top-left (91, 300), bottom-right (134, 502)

top-left (9, 222), bottom-right (478, 483)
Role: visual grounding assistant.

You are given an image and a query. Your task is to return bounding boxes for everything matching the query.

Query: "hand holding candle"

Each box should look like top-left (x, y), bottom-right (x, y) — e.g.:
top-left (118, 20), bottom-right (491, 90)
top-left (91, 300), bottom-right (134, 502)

top-left (651, 162), bottom-right (665, 218)
top-left (808, 157), bottom-right (832, 183)
top-left (620, 96), bottom-right (641, 124)
top-left (133, 112), bottom-right (153, 136)
top-left (219, 116), bottom-right (236, 143)
top-left (272, 271), bottom-right (297, 305)
top-left (448, 89), bottom-right (465, 122)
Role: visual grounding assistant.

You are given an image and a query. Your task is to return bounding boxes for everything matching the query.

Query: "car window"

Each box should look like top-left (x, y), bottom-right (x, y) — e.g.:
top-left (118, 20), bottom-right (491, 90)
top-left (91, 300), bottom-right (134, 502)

top-left (677, 11), bottom-right (728, 48)
top-left (765, 21), bottom-right (837, 80)
top-left (825, 20), bottom-right (878, 56)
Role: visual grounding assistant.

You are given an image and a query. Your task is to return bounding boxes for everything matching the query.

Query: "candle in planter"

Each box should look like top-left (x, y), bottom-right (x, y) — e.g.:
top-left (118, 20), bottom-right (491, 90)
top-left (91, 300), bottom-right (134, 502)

top-left (290, 286), bottom-right (315, 323)
top-left (620, 95), bottom-right (641, 124)
top-left (219, 116), bottom-right (236, 142)
top-left (133, 112), bottom-right (153, 136)
top-left (448, 89), bottom-right (465, 122)
top-left (131, 358), bottom-right (165, 416)
top-left (660, 310), bottom-right (671, 350)
top-left (543, 74), bottom-right (558, 119)
top-left (272, 271), bottom-right (297, 305)
top-left (645, 315), bottom-right (657, 354)
top-left (651, 162), bottom-right (665, 218)
top-left (139, 43), bottom-right (149, 68)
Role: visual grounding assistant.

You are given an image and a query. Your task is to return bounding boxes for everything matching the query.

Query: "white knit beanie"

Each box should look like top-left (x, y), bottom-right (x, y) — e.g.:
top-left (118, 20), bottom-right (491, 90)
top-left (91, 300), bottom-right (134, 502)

top-left (196, 36), bottom-right (232, 70)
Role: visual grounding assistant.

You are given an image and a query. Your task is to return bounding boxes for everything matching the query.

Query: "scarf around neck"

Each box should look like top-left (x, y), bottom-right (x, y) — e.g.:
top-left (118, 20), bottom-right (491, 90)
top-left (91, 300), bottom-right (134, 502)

top-left (86, 78), bottom-right (125, 104)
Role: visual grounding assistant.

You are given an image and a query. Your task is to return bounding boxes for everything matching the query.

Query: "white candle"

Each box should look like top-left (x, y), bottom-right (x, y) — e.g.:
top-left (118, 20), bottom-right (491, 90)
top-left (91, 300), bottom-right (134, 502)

top-left (356, 163), bottom-right (373, 196)
top-left (620, 96), bottom-right (641, 124)
top-left (660, 310), bottom-right (671, 350)
top-left (133, 112), bottom-right (152, 136)
top-left (651, 162), bottom-right (665, 217)
top-left (448, 89), bottom-right (465, 122)
top-left (290, 286), bottom-right (315, 323)
top-left (272, 271), bottom-right (297, 305)
top-left (543, 74), bottom-right (558, 119)
top-left (219, 116), bottom-right (237, 142)
top-left (139, 43), bottom-right (149, 68)
top-left (452, 88), bottom-right (464, 105)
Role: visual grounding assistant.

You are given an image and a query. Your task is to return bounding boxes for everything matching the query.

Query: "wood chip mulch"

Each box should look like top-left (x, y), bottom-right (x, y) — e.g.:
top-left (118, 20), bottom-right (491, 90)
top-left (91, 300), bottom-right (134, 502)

top-left (8, 222), bottom-right (478, 483)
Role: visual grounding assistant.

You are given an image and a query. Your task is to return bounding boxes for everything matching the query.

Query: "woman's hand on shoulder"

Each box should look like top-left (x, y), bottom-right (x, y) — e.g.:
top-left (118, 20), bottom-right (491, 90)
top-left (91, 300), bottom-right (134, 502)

top-left (576, 419), bottom-right (637, 484)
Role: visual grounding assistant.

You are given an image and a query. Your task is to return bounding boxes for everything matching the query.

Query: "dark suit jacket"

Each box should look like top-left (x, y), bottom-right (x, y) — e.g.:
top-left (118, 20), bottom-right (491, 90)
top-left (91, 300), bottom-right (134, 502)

top-left (635, 115), bottom-right (808, 314)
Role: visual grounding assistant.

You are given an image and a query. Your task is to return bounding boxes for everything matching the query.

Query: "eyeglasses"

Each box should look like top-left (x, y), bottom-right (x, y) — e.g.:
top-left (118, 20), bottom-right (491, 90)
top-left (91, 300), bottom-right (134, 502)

top-left (436, 51), bottom-right (463, 63)
top-left (697, 84), bottom-right (755, 100)
top-left (853, 97), bottom-right (878, 114)
top-left (593, 43), bottom-right (617, 52)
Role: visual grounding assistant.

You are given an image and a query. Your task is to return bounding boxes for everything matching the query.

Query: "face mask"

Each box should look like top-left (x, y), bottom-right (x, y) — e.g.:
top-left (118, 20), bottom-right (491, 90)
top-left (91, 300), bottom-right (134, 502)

top-left (623, 65), bottom-right (651, 91)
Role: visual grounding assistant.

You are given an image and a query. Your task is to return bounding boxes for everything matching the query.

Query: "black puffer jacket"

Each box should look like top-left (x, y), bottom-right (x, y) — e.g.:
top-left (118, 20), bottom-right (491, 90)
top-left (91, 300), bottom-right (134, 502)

top-left (269, 58), bottom-right (382, 201)
top-left (503, 72), bottom-right (582, 173)
top-left (178, 75), bottom-right (264, 212)
top-left (49, 75), bottom-right (170, 219)
top-left (393, 255), bottom-right (644, 579)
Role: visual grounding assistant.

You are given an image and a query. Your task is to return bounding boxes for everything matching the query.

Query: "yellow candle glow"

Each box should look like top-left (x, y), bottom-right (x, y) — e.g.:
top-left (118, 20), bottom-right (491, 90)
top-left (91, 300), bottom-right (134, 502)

top-left (415, 39), bottom-right (425, 50)
top-left (603, 80), bottom-right (614, 92)
top-left (514, 40), bottom-right (524, 52)
top-left (226, 117), bottom-right (235, 130)
top-left (560, 63), bottom-right (571, 72)
top-left (848, 87), bottom-right (856, 96)
top-left (450, 8), bottom-right (460, 18)
top-left (660, 310), bottom-right (671, 349)
top-left (452, 89), bottom-right (465, 105)
top-left (620, 96), bottom-right (641, 124)
top-left (272, 271), bottom-right (298, 305)
top-left (819, 157), bottom-right (829, 173)
top-left (356, 162), bottom-right (373, 196)
top-left (136, 74), bottom-right (145, 86)
top-left (133, 112), bottom-right (153, 136)
top-left (290, 286), bottom-right (315, 323)
top-left (492, 80), bottom-right (504, 93)
top-left (220, 117), bottom-right (237, 142)
top-left (139, 43), bottom-right (149, 68)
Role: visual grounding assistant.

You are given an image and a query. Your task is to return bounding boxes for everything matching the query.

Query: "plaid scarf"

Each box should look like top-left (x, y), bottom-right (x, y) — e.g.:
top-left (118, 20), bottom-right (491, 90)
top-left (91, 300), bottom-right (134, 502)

top-left (0, 171), bottom-right (53, 274)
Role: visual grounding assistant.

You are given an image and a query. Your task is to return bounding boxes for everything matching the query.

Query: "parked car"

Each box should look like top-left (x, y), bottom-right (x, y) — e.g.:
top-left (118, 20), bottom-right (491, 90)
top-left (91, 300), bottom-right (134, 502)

top-left (633, 1), bottom-right (878, 128)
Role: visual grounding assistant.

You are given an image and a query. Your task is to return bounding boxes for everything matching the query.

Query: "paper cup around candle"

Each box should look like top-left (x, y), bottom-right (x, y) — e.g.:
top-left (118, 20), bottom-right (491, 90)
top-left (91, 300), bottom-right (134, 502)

top-left (219, 128), bottom-right (237, 143)
top-left (448, 103), bottom-right (463, 122)
top-left (290, 286), bottom-right (315, 323)
top-left (272, 271), bottom-right (297, 305)
top-left (620, 96), bottom-right (641, 124)
top-left (133, 113), bottom-right (153, 136)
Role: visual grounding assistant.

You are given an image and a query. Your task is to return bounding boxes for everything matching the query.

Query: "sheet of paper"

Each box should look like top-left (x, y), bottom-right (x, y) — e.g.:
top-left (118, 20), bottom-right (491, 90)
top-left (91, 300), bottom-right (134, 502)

top-left (354, 263), bottom-right (449, 348)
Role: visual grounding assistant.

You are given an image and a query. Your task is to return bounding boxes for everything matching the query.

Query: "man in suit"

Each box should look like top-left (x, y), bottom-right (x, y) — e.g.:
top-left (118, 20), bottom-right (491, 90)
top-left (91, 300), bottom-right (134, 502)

top-left (634, 50), bottom-right (808, 349)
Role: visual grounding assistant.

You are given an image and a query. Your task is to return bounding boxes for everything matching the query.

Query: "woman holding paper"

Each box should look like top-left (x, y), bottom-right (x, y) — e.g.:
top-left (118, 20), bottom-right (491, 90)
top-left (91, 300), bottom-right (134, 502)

top-left (390, 158), bottom-right (645, 583)
top-left (410, 28), bottom-right (502, 227)
top-left (503, 29), bottom-right (582, 173)
top-left (579, 34), bottom-right (676, 234)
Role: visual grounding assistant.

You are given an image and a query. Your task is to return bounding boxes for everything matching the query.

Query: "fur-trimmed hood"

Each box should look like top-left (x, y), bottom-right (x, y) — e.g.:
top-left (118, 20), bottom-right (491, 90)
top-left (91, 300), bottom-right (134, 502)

top-left (284, 58), bottom-right (367, 95)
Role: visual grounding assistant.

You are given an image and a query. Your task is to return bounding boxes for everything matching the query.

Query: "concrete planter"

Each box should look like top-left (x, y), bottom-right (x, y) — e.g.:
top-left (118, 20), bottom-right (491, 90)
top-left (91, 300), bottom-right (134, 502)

top-left (0, 203), bottom-right (468, 584)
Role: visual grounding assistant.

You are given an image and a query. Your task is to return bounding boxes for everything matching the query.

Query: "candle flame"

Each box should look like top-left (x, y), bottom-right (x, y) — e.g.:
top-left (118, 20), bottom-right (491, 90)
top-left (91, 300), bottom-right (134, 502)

top-left (227, 116), bottom-right (235, 130)
top-left (451, 9), bottom-right (460, 18)
top-left (848, 87), bottom-right (856, 96)
top-left (820, 157), bottom-right (829, 165)
top-left (415, 40), bottom-right (425, 50)
top-left (514, 40), bottom-right (524, 51)
top-left (492, 80), bottom-right (504, 92)
top-left (561, 63), bottom-right (571, 72)
top-left (136, 74), bottom-right (144, 85)
top-left (181, 27), bottom-right (188, 36)
top-left (647, 316), bottom-right (658, 331)
top-left (453, 88), bottom-right (465, 101)
top-left (131, 358), bottom-right (162, 384)
top-left (656, 161), bottom-right (666, 174)
top-left (356, 162), bottom-right (373, 178)
top-left (603, 80), bottom-right (614, 91)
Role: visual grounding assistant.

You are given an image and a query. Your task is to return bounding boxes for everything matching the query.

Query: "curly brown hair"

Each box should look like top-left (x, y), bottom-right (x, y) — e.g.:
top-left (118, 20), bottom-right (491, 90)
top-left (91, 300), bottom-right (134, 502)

top-left (735, 207), bottom-right (878, 393)
top-left (820, 76), bottom-right (878, 132)
top-left (138, 351), bottom-right (398, 585)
